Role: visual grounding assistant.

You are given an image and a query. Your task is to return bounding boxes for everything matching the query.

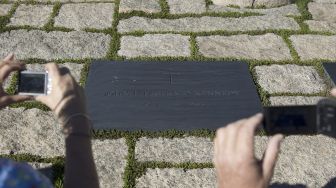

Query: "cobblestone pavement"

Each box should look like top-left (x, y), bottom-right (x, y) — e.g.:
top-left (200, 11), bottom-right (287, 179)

top-left (0, 0), bottom-right (335, 187)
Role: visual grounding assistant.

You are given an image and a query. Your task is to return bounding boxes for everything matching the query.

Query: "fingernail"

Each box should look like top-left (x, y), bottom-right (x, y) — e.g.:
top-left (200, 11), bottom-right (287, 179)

top-left (256, 113), bottom-right (263, 118)
top-left (331, 88), bottom-right (336, 95)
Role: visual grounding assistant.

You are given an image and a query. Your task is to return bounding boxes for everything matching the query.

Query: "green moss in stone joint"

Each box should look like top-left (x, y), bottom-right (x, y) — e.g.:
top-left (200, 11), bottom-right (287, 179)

top-left (123, 135), bottom-right (137, 188)
top-left (79, 60), bottom-right (91, 87)
top-left (106, 0), bottom-right (122, 60)
top-left (226, 4), bottom-right (241, 9)
top-left (205, 0), bottom-right (214, 9)
top-left (159, 0), bottom-right (170, 15)
top-left (275, 30), bottom-right (300, 62)
top-left (0, 2), bottom-right (19, 31)
top-left (189, 34), bottom-right (200, 60)
top-left (43, 2), bottom-right (62, 32)
top-left (296, 0), bottom-right (312, 20)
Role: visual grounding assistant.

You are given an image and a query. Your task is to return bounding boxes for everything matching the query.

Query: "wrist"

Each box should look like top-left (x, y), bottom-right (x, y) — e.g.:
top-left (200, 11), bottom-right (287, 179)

top-left (62, 114), bottom-right (92, 138)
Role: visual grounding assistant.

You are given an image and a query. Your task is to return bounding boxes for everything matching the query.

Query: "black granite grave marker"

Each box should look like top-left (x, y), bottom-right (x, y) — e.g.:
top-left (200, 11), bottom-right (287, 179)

top-left (323, 63), bottom-right (336, 86)
top-left (85, 61), bottom-right (262, 131)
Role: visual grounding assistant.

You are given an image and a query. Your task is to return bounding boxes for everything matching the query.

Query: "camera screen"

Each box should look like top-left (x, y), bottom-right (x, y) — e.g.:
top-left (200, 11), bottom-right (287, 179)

top-left (19, 73), bottom-right (46, 94)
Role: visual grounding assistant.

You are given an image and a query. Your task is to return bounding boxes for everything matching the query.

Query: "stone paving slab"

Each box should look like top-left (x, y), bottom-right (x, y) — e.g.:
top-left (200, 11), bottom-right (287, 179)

top-left (314, 0), bottom-right (336, 3)
top-left (308, 2), bottom-right (336, 22)
top-left (117, 15), bottom-right (300, 33)
top-left (0, 30), bottom-right (111, 60)
top-left (135, 137), bottom-right (213, 163)
top-left (0, 108), bottom-right (64, 157)
top-left (290, 35), bottom-right (336, 61)
top-left (269, 96), bottom-right (325, 106)
top-left (211, 0), bottom-right (253, 7)
top-left (54, 3), bottom-right (114, 30)
top-left (136, 168), bottom-right (216, 188)
top-left (208, 4), bottom-right (300, 16)
top-left (119, 0), bottom-right (161, 13)
top-left (8, 5), bottom-right (53, 28)
top-left (196, 34), bottom-right (292, 60)
top-left (167, 0), bottom-right (206, 14)
top-left (305, 20), bottom-right (336, 33)
top-left (253, 0), bottom-right (291, 8)
top-left (0, 4), bottom-right (12, 16)
top-left (254, 64), bottom-right (326, 94)
top-left (118, 34), bottom-right (190, 58)
top-left (92, 139), bottom-right (128, 188)
top-left (26, 63), bottom-right (84, 82)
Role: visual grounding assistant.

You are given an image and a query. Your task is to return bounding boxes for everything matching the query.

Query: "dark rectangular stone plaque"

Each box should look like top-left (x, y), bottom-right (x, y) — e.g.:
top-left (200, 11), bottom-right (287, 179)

top-left (323, 63), bottom-right (336, 87)
top-left (85, 61), bottom-right (262, 131)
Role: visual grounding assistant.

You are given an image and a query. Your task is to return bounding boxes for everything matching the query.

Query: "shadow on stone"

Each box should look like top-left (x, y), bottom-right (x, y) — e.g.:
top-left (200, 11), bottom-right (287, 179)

top-left (322, 177), bottom-right (336, 188)
top-left (37, 166), bottom-right (53, 181)
top-left (270, 177), bottom-right (336, 188)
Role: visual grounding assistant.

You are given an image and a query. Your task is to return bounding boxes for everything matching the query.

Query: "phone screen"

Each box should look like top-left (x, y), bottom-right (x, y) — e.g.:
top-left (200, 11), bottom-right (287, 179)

top-left (263, 106), bottom-right (317, 135)
top-left (18, 73), bottom-right (46, 94)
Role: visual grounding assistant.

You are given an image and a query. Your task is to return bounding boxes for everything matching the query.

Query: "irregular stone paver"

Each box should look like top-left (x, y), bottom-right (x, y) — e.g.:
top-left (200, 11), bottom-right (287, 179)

top-left (8, 5), bottom-right (53, 27)
top-left (211, 0), bottom-right (253, 7)
top-left (26, 63), bottom-right (84, 82)
top-left (308, 2), bottom-right (336, 22)
top-left (0, 30), bottom-right (111, 60)
top-left (253, 0), bottom-right (291, 8)
top-left (208, 4), bottom-right (300, 16)
top-left (0, 108), bottom-right (64, 157)
top-left (167, 0), bottom-right (206, 14)
top-left (269, 96), bottom-right (325, 106)
top-left (254, 65), bottom-right (326, 94)
top-left (197, 34), bottom-right (291, 61)
top-left (135, 137), bottom-right (213, 163)
top-left (305, 20), bottom-right (336, 33)
top-left (314, 0), bottom-right (336, 3)
top-left (0, 4), bottom-right (12, 16)
top-left (92, 139), bottom-right (128, 188)
top-left (118, 34), bottom-right (190, 58)
top-left (54, 3), bottom-right (114, 30)
top-left (119, 0), bottom-right (161, 13)
top-left (136, 168), bottom-right (216, 188)
top-left (290, 35), bottom-right (336, 61)
top-left (29, 162), bottom-right (53, 180)
top-left (117, 15), bottom-right (300, 33)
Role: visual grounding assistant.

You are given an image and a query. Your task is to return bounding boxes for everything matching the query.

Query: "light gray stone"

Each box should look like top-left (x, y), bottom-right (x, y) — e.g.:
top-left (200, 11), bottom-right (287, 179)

top-left (167, 0), bottom-right (206, 14)
top-left (26, 63), bottom-right (84, 82)
top-left (208, 4), bottom-right (301, 16)
top-left (92, 139), bottom-right (128, 188)
top-left (290, 35), bottom-right (336, 61)
top-left (54, 3), bottom-right (114, 30)
top-left (136, 168), bottom-right (216, 188)
top-left (305, 20), bottom-right (336, 33)
top-left (29, 162), bottom-right (53, 180)
top-left (119, 0), bottom-right (161, 13)
top-left (118, 15), bottom-right (300, 33)
top-left (0, 4), bottom-right (12, 16)
top-left (135, 137), bottom-right (213, 163)
top-left (36, 0), bottom-right (114, 2)
top-left (0, 108), bottom-right (64, 157)
top-left (254, 65), bottom-right (326, 94)
top-left (269, 96), bottom-right (325, 106)
top-left (308, 2), bottom-right (336, 22)
top-left (0, 30), bottom-right (111, 60)
top-left (314, 0), bottom-right (336, 3)
top-left (8, 5), bottom-right (53, 27)
top-left (211, 0), bottom-right (253, 7)
top-left (253, 0), bottom-right (291, 8)
top-left (118, 34), bottom-right (190, 58)
top-left (197, 34), bottom-right (292, 61)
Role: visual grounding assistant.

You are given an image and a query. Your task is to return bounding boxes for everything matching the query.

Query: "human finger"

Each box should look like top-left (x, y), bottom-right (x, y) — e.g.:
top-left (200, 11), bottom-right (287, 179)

top-left (3, 53), bottom-right (14, 62)
top-left (0, 63), bottom-right (25, 82)
top-left (45, 63), bottom-right (61, 81)
top-left (331, 88), bottom-right (336, 97)
top-left (262, 134), bottom-right (284, 181)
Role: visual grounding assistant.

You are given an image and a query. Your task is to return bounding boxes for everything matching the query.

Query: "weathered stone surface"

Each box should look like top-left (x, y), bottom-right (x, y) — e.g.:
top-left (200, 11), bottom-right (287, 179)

top-left (118, 16), bottom-right (300, 33)
top-left (8, 5), bottom-right (53, 27)
top-left (25, 63), bottom-right (84, 83)
top-left (0, 108), bottom-right (64, 157)
top-left (92, 139), bottom-right (128, 188)
top-left (118, 34), bottom-right (190, 58)
top-left (254, 65), bottom-right (326, 94)
top-left (35, 0), bottom-right (113, 2)
top-left (54, 3), bottom-right (114, 30)
top-left (208, 4), bottom-right (300, 16)
top-left (29, 163), bottom-right (53, 180)
top-left (308, 2), bottom-right (336, 22)
top-left (136, 168), bottom-right (216, 188)
top-left (253, 0), bottom-right (291, 8)
top-left (0, 30), bottom-right (111, 60)
top-left (314, 0), bottom-right (336, 3)
top-left (290, 35), bottom-right (336, 61)
top-left (0, 4), bottom-right (12, 16)
top-left (197, 34), bottom-right (291, 61)
top-left (269, 96), bottom-right (325, 106)
top-left (135, 137), bottom-right (213, 163)
top-left (167, 0), bottom-right (206, 14)
top-left (211, 0), bottom-right (253, 7)
top-left (305, 20), bottom-right (336, 33)
top-left (119, 0), bottom-right (161, 13)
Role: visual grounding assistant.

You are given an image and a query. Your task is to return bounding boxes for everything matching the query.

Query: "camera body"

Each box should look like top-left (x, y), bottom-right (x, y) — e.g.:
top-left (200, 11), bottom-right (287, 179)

top-left (263, 98), bottom-right (336, 138)
top-left (17, 70), bottom-right (51, 96)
